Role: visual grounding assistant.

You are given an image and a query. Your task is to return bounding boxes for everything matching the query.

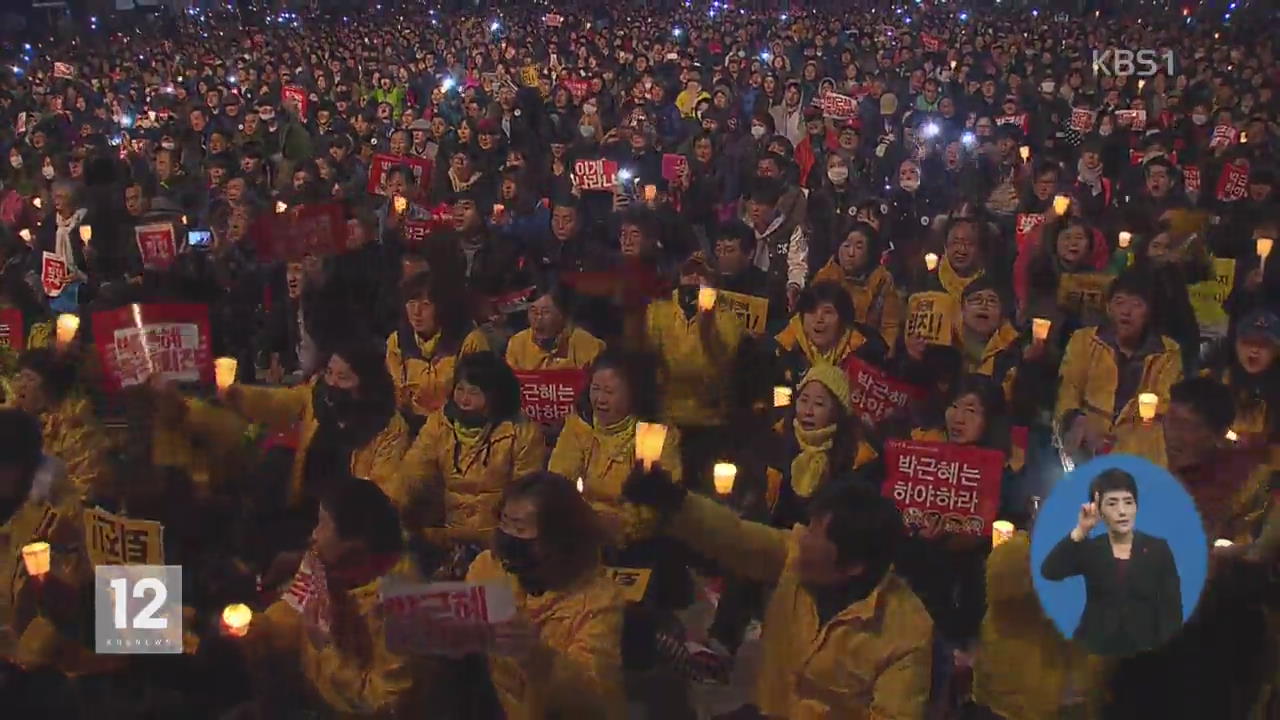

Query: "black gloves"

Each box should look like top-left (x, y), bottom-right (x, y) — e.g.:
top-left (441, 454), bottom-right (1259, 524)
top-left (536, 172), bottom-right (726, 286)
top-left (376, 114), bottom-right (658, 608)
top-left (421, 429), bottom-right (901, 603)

top-left (622, 462), bottom-right (687, 517)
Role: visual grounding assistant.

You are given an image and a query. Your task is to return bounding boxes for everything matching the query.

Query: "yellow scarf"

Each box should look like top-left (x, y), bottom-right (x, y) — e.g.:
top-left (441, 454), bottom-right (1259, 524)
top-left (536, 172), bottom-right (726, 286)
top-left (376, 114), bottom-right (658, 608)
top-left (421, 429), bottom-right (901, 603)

top-left (783, 315), bottom-right (862, 367)
top-left (938, 256), bottom-right (982, 299)
top-left (450, 417), bottom-right (486, 446)
top-left (416, 330), bottom-right (441, 358)
top-left (592, 414), bottom-right (638, 464)
top-left (791, 423), bottom-right (838, 498)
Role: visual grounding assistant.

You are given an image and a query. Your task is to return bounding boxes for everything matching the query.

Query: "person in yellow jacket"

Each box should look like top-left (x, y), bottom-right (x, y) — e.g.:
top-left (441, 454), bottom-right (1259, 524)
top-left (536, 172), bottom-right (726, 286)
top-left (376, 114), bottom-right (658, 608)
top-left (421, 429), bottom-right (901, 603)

top-left (235, 477), bottom-right (424, 718)
top-left (6, 348), bottom-right (110, 502)
top-left (386, 271), bottom-right (489, 429)
top-left (972, 530), bottom-right (1108, 719)
top-left (466, 471), bottom-right (626, 720)
top-left (549, 351), bottom-right (682, 544)
top-left (505, 284), bottom-right (605, 371)
top-left (0, 409), bottom-right (114, 678)
top-left (768, 363), bottom-right (880, 528)
top-left (915, 215), bottom-right (988, 300)
top-left (622, 465), bottom-right (932, 720)
top-left (224, 340), bottom-right (409, 508)
top-left (812, 221), bottom-right (902, 351)
top-left (774, 281), bottom-right (888, 389)
top-left (396, 352), bottom-right (545, 571)
top-left (145, 374), bottom-right (253, 500)
top-left (1056, 269), bottom-right (1182, 465)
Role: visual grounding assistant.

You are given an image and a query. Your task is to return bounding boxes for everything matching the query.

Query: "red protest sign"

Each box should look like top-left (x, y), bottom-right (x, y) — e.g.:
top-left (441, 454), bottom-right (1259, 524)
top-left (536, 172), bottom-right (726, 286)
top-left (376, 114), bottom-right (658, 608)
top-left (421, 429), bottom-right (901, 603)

top-left (563, 79), bottom-right (591, 101)
top-left (819, 92), bottom-right (858, 120)
top-left (1070, 108), bottom-right (1095, 133)
top-left (1015, 213), bottom-right (1045, 253)
top-left (379, 580), bottom-right (516, 657)
top-left (1115, 109), bottom-right (1146, 132)
top-left (661, 153), bottom-right (687, 183)
top-left (544, 13), bottom-right (563, 27)
top-left (514, 368), bottom-right (585, 424)
top-left (996, 114), bottom-right (1028, 133)
top-left (572, 158), bottom-right (619, 191)
top-left (134, 223), bottom-right (178, 271)
top-left (1208, 124), bottom-right (1238, 150)
top-left (0, 308), bottom-right (24, 351)
top-left (1216, 161), bottom-right (1250, 202)
top-left (251, 202), bottom-right (349, 263)
top-left (1183, 166), bottom-right (1201, 194)
top-left (91, 303), bottom-right (214, 392)
top-left (40, 252), bottom-right (70, 296)
top-left (921, 34), bottom-right (942, 52)
top-left (843, 356), bottom-right (925, 424)
top-left (53, 62), bottom-right (74, 79)
top-left (366, 153), bottom-right (433, 196)
top-left (282, 85), bottom-right (309, 117)
top-left (883, 439), bottom-right (1004, 537)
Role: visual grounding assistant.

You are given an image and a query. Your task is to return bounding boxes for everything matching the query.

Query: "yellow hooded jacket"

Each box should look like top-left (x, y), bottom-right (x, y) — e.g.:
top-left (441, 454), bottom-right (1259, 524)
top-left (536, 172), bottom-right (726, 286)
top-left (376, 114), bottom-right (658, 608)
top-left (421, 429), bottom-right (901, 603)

top-left (505, 326), bottom-right (605, 371)
top-left (386, 328), bottom-right (489, 419)
top-left (666, 494), bottom-right (933, 719)
top-left (1056, 327), bottom-right (1182, 465)
top-left (974, 531), bottom-right (1109, 719)
top-left (645, 297), bottom-right (743, 428)
top-left (774, 314), bottom-right (872, 387)
top-left (231, 381), bottom-right (409, 504)
top-left (395, 411), bottom-right (546, 546)
top-left (466, 550), bottom-right (627, 720)
top-left (548, 413), bottom-right (683, 543)
top-left (151, 397), bottom-right (252, 496)
top-left (963, 321), bottom-right (1021, 402)
top-left (22, 396), bottom-right (111, 502)
top-left (813, 261), bottom-right (903, 350)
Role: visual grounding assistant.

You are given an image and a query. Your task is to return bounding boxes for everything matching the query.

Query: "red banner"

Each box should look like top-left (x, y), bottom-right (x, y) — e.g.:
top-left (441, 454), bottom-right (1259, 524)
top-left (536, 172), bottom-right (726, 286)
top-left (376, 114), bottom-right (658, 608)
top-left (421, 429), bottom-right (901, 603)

top-left (921, 33), bottom-right (942, 52)
top-left (251, 202), bottom-right (349, 263)
top-left (40, 252), bottom-right (70, 297)
top-left (282, 84), bottom-right (309, 117)
top-left (1183, 166), bottom-right (1201, 194)
top-left (572, 158), bottom-right (619, 192)
top-left (661, 153), bottom-right (687, 183)
top-left (1070, 108), bottom-right (1095, 133)
top-left (366, 153), bottom-right (433, 196)
top-left (0, 308), bottom-right (24, 351)
top-left (843, 356), bottom-right (926, 424)
top-left (544, 13), bottom-right (563, 27)
top-left (1215, 161), bottom-right (1250, 202)
top-left (995, 114), bottom-right (1028, 133)
top-left (1114, 109), bottom-right (1146, 132)
top-left (563, 79), bottom-right (591, 101)
top-left (883, 439), bottom-right (1004, 537)
top-left (91, 303), bottom-right (214, 392)
top-left (819, 92), bottom-right (858, 120)
top-left (53, 62), bottom-right (74, 79)
top-left (514, 368), bottom-right (586, 424)
top-left (134, 223), bottom-right (178, 271)
top-left (1208, 124), bottom-right (1238, 150)
top-left (1015, 213), bottom-right (1045, 253)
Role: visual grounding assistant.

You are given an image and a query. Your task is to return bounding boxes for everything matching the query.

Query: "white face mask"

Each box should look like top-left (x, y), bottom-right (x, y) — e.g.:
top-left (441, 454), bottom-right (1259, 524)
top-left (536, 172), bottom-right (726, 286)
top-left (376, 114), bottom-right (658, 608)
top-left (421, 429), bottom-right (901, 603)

top-left (10, 156), bottom-right (21, 169)
top-left (1192, 114), bottom-right (1208, 125)
top-left (161, 140), bottom-right (176, 150)
top-left (751, 125), bottom-right (766, 139)
top-left (900, 177), bottom-right (920, 192)
top-left (827, 166), bottom-right (849, 184)
top-left (1098, 126), bottom-right (1113, 137)
top-left (42, 165), bottom-right (55, 179)
top-left (579, 124), bottom-right (596, 139)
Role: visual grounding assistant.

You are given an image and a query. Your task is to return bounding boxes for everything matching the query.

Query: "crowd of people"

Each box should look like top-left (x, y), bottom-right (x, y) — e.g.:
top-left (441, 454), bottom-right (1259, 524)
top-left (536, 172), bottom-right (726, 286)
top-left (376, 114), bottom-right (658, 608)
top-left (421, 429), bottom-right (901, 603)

top-left (0, 1), bottom-right (1278, 718)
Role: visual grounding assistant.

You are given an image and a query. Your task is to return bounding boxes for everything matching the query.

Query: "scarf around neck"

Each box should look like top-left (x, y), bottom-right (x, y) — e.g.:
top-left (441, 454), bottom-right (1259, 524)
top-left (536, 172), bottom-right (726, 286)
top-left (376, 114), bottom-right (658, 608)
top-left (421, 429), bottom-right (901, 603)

top-left (791, 423), bottom-right (838, 498)
top-left (54, 208), bottom-right (87, 280)
top-left (938, 256), bottom-right (982, 298)
top-left (592, 414), bottom-right (638, 462)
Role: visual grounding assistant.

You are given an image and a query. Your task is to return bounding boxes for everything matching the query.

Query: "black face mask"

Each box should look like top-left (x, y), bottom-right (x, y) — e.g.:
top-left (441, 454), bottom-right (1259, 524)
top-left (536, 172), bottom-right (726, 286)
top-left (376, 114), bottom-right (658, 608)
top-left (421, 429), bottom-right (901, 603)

top-left (315, 381), bottom-right (358, 419)
top-left (494, 529), bottom-right (543, 591)
top-left (677, 284), bottom-right (699, 317)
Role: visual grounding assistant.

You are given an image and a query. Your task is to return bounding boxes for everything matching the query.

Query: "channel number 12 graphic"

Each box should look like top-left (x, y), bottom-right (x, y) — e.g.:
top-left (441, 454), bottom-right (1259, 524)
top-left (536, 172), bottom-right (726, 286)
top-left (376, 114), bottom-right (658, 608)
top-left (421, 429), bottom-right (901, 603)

top-left (94, 565), bottom-right (184, 654)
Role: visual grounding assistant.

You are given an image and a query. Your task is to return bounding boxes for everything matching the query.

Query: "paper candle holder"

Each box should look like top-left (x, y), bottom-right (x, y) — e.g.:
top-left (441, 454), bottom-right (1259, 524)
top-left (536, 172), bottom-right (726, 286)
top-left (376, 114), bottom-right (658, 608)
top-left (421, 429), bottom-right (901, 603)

top-left (22, 542), bottom-right (51, 577)
top-left (1032, 318), bottom-right (1051, 342)
top-left (644, 185), bottom-right (658, 202)
top-left (991, 521), bottom-right (1015, 548)
top-left (924, 253), bottom-right (939, 272)
top-left (394, 195), bottom-right (408, 214)
top-left (635, 422), bottom-right (668, 470)
top-left (1053, 195), bottom-right (1071, 215)
top-left (1118, 231), bottom-right (1132, 249)
top-left (773, 386), bottom-right (793, 408)
top-left (55, 314), bottom-right (80, 348)
top-left (713, 462), bottom-right (737, 495)
top-left (214, 357), bottom-right (238, 391)
top-left (1019, 145), bottom-right (1031, 161)
top-left (697, 286), bottom-right (718, 312)
top-left (1137, 393), bottom-right (1158, 422)
top-left (275, 201), bottom-right (288, 214)
top-left (79, 225), bottom-right (92, 243)
top-left (221, 603), bottom-right (253, 638)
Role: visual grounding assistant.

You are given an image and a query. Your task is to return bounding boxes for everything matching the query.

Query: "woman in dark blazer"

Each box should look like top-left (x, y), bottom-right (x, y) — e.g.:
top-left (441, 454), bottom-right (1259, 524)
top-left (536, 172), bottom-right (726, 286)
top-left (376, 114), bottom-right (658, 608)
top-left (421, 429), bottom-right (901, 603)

top-left (1040, 469), bottom-right (1183, 656)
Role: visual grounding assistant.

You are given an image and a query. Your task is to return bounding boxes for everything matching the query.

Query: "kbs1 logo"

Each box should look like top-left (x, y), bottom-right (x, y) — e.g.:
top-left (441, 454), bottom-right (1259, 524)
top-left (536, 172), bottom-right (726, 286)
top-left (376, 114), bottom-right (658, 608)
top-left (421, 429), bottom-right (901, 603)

top-left (1091, 49), bottom-right (1175, 78)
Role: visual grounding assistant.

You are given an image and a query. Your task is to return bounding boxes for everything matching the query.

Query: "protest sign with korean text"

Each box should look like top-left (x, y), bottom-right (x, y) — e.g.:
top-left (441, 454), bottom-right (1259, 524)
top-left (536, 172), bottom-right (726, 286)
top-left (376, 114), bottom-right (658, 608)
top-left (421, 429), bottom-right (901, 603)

top-left (883, 440), bottom-right (1004, 537)
top-left (1208, 124), bottom-right (1238, 150)
top-left (996, 114), bottom-right (1029, 133)
top-left (844, 356), bottom-right (926, 424)
top-left (544, 13), bottom-right (563, 27)
top-left (84, 507), bottom-right (165, 566)
top-left (282, 550), bottom-right (331, 638)
top-left (91, 303), bottom-right (214, 392)
top-left (1115, 109), bottom-right (1147, 132)
top-left (661, 153), bottom-right (688, 183)
top-left (603, 567), bottom-right (652, 603)
top-left (134, 223), bottom-right (178, 271)
top-left (1015, 213), bottom-right (1045, 253)
top-left (514, 368), bottom-right (585, 424)
top-left (251, 202), bottom-right (348, 262)
top-left (715, 290), bottom-right (769, 336)
top-left (1187, 257), bottom-right (1236, 338)
top-left (563, 78), bottom-right (591, 101)
top-left (379, 579), bottom-right (516, 656)
top-left (41, 252), bottom-right (71, 297)
top-left (1183, 166), bottom-right (1201, 194)
top-left (819, 92), bottom-right (858, 120)
top-left (1070, 108), bottom-right (1095, 133)
top-left (906, 291), bottom-right (956, 346)
top-left (1056, 273), bottom-right (1113, 314)
top-left (53, 62), bottom-right (75, 79)
top-left (920, 33), bottom-right (942, 52)
top-left (572, 158), bottom-right (620, 191)
top-left (1216, 161), bottom-right (1250, 202)
top-left (367, 153), bottom-right (433, 196)
top-left (519, 65), bottom-right (540, 87)
top-left (0, 308), bottom-right (24, 351)
top-left (281, 84), bottom-right (309, 117)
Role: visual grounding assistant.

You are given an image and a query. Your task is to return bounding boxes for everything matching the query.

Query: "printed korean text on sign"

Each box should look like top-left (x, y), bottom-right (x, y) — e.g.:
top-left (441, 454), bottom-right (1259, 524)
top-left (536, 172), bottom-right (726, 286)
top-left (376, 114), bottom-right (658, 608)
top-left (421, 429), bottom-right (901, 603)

top-left (714, 290), bottom-right (769, 336)
top-left (514, 368), bottom-right (585, 424)
top-left (91, 303), bottom-right (215, 392)
top-left (843, 356), bottom-right (926, 424)
top-left (84, 507), bottom-right (165, 566)
top-left (135, 224), bottom-right (178, 271)
top-left (379, 580), bottom-right (516, 656)
top-left (572, 159), bottom-right (619, 191)
top-left (906, 291), bottom-right (956, 346)
top-left (883, 439), bottom-right (1004, 537)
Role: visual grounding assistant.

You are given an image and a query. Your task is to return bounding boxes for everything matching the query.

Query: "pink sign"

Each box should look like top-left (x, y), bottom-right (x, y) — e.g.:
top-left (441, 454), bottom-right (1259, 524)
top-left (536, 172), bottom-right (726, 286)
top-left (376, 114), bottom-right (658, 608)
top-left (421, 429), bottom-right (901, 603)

top-left (883, 439), bottom-right (1004, 537)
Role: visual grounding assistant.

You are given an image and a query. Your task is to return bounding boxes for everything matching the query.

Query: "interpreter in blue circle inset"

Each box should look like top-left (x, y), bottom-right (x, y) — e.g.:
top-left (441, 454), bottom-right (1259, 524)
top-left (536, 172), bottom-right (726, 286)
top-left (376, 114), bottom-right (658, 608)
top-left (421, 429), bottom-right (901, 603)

top-left (1037, 462), bottom-right (1199, 657)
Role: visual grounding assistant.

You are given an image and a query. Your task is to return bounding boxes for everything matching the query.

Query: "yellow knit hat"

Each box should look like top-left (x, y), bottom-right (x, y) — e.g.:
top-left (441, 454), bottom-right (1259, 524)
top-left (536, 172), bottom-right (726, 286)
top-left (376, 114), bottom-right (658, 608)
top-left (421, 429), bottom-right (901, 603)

top-left (798, 363), bottom-right (853, 413)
